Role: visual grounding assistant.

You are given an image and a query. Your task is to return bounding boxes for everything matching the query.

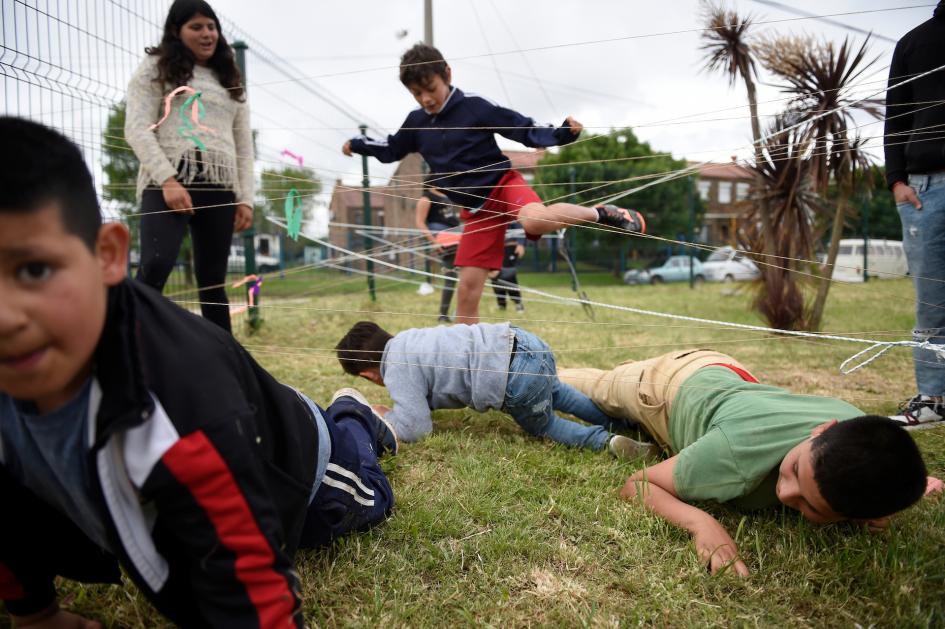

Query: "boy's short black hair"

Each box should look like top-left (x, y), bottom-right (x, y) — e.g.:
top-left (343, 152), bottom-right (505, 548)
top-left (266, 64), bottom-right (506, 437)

top-left (811, 415), bottom-right (927, 519)
top-left (336, 321), bottom-right (394, 376)
top-left (399, 43), bottom-right (449, 87)
top-left (0, 117), bottom-right (101, 250)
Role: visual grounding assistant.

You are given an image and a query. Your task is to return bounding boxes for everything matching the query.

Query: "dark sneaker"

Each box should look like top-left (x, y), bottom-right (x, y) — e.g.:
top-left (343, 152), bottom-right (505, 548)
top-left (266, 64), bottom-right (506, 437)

top-left (330, 387), bottom-right (399, 455)
top-left (890, 395), bottom-right (944, 429)
top-left (515, 303), bottom-right (525, 313)
top-left (437, 315), bottom-right (452, 324)
top-left (607, 435), bottom-right (661, 461)
top-left (595, 204), bottom-right (646, 234)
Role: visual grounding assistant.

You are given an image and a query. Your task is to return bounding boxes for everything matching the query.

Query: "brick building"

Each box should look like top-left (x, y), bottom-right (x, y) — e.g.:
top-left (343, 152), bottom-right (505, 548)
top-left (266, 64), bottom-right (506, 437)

top-left (692, 160), bottom-right (754, 246)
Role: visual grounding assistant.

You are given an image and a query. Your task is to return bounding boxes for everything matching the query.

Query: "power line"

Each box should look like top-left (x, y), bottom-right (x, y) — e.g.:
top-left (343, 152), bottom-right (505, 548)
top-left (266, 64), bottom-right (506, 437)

top-left (747, 0), bottom-right (899, 44)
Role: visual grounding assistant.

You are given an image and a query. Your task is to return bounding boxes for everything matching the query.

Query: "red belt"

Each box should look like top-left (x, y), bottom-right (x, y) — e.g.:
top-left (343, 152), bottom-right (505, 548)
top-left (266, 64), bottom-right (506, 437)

top-left (705, 363), bottom-right (759, 383)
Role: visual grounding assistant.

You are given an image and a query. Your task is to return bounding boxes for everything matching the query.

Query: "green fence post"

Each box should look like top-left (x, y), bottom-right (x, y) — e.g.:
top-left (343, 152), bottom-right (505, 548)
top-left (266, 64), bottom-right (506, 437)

top-left (687, 175), bottom-right (695, 289)
top-left (360, 124), bottom-right (376, 301)
top-left (862, 198), bottom-right (870, 283)
top-left (233, 40), bottom-right (260, 329)
top-left (568, 167), bottom-right (577, 287)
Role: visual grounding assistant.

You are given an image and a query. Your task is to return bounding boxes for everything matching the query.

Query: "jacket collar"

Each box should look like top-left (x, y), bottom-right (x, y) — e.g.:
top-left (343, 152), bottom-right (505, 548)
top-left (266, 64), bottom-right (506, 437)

top-left (91, 280), bottom-right (153, 448)
top-left (431, 86), bottom-right (462, 118)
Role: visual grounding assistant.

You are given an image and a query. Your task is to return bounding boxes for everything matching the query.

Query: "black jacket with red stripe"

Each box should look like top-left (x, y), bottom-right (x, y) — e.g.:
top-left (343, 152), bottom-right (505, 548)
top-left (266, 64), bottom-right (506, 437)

top-left (0, 279), bottom-right (318, 627)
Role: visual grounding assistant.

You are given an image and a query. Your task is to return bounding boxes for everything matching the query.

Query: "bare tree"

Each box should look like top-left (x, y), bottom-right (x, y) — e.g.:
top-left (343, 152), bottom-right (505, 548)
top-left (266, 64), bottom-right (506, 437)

top-left (759, 35), bottom-right (880, 329)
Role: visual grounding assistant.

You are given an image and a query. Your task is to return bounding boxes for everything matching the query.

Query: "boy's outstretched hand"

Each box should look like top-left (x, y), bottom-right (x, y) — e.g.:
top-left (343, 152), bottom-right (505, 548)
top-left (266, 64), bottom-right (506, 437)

top-left (692, 519), bottom-right (750, 577)
top-left (565, 116), bottom-right (583, 135)
top-left (926, 476), bottom-right (944, 496)
top-left (372, 404), bottom-right (391, 417)
top-left (342, 140), bottom-right (353, 156)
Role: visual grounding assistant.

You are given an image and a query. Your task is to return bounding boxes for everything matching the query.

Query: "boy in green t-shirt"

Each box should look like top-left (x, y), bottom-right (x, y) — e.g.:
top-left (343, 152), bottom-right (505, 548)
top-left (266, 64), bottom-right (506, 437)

top-left (559, 349), bottom-right (942, 576)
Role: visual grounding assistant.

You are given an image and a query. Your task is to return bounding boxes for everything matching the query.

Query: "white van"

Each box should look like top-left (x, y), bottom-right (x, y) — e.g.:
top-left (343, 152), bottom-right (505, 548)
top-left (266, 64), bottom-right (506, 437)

top-left (701, 246), bottom-right (760, 282)
top-left (831, 239), bottom-right (908, 282)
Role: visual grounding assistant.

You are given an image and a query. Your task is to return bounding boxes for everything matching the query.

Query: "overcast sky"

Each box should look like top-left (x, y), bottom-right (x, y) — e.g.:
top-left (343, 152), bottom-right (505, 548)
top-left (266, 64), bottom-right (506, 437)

top-left (218, 0), bottom-right (936, 208)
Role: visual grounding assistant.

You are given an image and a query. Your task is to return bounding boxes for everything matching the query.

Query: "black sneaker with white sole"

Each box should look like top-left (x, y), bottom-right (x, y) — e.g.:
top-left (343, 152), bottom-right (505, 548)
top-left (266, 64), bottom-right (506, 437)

top-left (330, 387), bottom-right (399, 456)
top-left (890, 395), bottom-right (944, 428)
top-left (595, 204), bottom-right (646, 234)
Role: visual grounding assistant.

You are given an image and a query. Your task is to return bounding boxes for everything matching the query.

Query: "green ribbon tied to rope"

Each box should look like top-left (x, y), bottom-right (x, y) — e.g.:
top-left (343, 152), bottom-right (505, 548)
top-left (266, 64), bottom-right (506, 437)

top-left (178, 92), bottom-right (209, 150)
top-left (285, 188), bottom-right (303, 240)
top-left (149, 86), bottom-right (216, 151)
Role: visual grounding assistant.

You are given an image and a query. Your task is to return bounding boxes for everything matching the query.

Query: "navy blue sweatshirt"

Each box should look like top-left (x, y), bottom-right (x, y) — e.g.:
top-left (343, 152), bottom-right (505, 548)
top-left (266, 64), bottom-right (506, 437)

top-left (348, 87), bottom-right (579, 210)
top-left (883, 1), bottom-right (945, 188)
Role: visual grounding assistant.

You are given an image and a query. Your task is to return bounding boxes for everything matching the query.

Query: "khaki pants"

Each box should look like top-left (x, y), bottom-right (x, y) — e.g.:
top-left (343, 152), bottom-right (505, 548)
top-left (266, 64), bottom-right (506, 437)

top-left (558, 349), bottom-right (751, 450)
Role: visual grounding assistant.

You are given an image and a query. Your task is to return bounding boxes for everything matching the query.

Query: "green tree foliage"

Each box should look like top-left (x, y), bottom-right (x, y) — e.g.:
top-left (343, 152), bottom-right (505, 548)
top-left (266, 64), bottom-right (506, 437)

top-left (535, 129), bottom-right (701, 261)
top-left (259, 166), bottom-right (321, 261)
top-left (102, 102), bottom-right (138, 208)
top-left (842, 166), bottom-right (903, 241)
top-left (102, 102), bottom-right (142, 247)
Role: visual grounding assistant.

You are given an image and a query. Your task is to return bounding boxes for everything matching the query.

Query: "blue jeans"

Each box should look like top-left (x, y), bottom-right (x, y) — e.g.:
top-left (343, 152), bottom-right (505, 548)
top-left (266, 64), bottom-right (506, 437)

top-left (502, 328), bottom-right (622, 450)
top-left (899, 172), bottom-right (945, 396)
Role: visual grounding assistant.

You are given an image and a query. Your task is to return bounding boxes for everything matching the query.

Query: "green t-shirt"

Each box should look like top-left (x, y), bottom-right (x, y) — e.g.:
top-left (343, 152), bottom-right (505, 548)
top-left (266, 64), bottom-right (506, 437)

top-left (670, 367), bottom-right (864, 510)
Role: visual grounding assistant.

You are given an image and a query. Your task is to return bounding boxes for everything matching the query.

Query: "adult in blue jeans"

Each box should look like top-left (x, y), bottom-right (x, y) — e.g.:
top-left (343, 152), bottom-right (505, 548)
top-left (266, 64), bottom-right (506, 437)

top-left (884, 1), bottom-right (945, 425)
top-left (334, 321), bottom-right (660, 458)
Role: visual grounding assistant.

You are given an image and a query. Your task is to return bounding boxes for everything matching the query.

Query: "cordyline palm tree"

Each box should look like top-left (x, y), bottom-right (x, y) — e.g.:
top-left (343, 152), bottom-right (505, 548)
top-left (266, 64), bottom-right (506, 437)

top-left (741, 112), bottom-right (825, 330)
top-left (758, 34), bottom-right (880, 329)
top-left (700, 1), bottom-right (763, 165)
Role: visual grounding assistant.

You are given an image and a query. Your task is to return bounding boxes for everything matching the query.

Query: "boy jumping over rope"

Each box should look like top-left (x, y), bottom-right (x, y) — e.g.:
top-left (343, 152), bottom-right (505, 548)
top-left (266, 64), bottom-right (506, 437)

top-left (343, 43), bottom-right (645, 323)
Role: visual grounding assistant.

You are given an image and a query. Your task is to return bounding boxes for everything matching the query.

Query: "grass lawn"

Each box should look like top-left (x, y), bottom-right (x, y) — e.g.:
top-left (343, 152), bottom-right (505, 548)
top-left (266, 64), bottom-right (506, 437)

top-left (55, 271), bottom-right (945, 628)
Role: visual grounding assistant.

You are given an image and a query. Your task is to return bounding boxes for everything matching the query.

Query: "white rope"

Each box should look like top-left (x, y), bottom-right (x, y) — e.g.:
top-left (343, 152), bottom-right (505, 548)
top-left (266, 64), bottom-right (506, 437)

top-left (269, 215), bottom-right (945, 373)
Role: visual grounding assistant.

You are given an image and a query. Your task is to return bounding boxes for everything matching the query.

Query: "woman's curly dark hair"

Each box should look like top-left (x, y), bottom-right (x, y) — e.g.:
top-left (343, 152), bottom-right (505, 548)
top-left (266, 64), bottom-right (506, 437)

top-left (145, 0), bottom-right (244, 101)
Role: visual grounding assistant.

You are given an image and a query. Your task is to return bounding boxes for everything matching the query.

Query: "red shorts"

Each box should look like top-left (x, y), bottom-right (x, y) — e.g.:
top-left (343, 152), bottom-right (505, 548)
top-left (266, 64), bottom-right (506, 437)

top-left (454, 170), bottom-right (542, 270)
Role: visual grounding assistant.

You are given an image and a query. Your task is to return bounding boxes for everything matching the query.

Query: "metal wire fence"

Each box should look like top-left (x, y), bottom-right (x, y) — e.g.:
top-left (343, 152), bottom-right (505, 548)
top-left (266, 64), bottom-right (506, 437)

top-left (0, 0), bottom-right (259, 316)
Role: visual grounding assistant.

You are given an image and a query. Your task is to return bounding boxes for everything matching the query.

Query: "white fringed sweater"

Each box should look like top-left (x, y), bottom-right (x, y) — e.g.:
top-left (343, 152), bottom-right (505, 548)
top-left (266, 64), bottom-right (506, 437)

top-left (124, 55), bottom-right (254, 206)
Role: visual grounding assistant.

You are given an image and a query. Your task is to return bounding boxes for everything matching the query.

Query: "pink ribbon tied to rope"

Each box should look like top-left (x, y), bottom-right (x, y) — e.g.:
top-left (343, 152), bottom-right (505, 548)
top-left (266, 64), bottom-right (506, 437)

top-left (149, 86), bottom-right (216, 150)
top-left (281, 149), bottom-right (304, 168)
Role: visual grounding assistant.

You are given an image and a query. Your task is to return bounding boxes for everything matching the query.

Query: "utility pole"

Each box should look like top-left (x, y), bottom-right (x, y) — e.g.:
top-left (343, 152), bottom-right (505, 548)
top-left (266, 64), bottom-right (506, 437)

top-left (424, 0), bottom-right (433, 45)
top-left (233, 40), bottom-right (260, 329)
top-left (360, 124), bottom-right (376, 301)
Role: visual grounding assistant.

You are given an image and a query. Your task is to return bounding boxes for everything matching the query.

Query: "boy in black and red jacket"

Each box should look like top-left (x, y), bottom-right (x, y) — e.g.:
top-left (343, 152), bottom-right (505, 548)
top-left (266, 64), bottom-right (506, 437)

top-left (0, 117), bottom-right (397, 628)
top-left (343, 43), bottom-right (646, 324)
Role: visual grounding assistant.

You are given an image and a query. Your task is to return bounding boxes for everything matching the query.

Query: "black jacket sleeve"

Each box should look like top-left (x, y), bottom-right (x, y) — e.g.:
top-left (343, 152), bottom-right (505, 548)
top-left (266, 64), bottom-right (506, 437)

top-left (884, 38), bottom-right (913, 189)
top-left (0, 467), bottom-right (123, 617)
top-left (143, 418), bottom-right (305, 628)
top-left (477, 98), bottom-right (579, 148)
top-left (348, 115), bottom-right (417, 163)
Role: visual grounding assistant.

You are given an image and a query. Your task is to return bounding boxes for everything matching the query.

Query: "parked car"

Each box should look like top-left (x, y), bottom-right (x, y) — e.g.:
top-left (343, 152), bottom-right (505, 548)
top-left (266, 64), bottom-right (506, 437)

top-left (829, 238), bottom-right (908, 282)
top-left (701, 246), bottom-right (760, 282)
top-left (227, 244), bottom-right (280, 273)
top-left (624, 255), bottom-right (706, 285)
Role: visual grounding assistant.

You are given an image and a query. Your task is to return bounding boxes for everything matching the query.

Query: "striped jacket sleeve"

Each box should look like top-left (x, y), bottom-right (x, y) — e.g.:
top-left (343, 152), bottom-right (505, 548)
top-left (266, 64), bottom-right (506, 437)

top-left (144, 426), bottom-right (305, 628)
top-left (348, 115), bottom-right (417, 163)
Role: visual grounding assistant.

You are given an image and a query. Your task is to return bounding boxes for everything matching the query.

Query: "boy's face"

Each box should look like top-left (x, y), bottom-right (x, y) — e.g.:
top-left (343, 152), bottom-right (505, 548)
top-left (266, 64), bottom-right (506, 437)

top-left (407, 67), bottom-right (452, 114)
top-left (776, 422), bottom-right (845, 525)
top-left (358, 368), bottom-right (385, 387)
top-left (0, 204), bottom-right (128, 413)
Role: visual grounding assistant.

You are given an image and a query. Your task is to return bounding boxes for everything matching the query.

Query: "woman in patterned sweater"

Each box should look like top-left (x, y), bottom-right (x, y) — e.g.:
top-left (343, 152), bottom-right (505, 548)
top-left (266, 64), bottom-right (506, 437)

top-left (125, 0), bottom-right (253, 332)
